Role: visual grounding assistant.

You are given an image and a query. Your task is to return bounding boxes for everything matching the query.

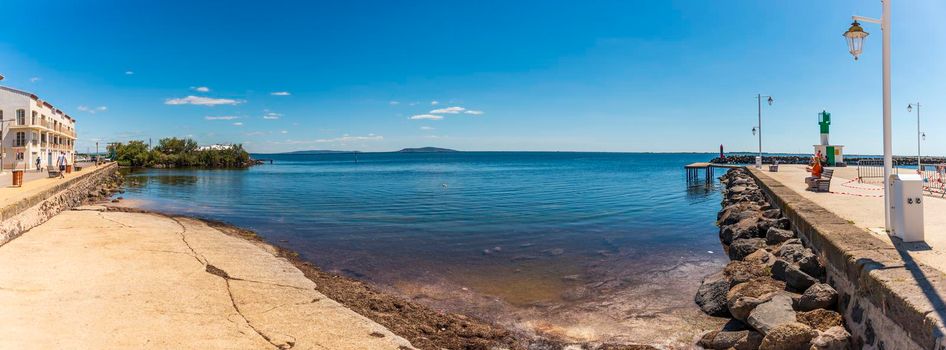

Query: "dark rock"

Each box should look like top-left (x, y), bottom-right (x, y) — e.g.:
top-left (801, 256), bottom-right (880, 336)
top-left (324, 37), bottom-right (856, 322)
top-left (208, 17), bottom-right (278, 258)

top-left (796, 309), bottom-right (843, 331)
top-left (763, 208), bottom-right (781, 219)
top-left (776, 217), bottom-right (792, 230)
top-left (696, 271), bottom-right (731, 317)
top-left (798, 254), bottom-right (825, 279)
top-left (759, 322), bottom-right (817, 350)
top-left (782, 238), bottom-right (801, 246)
top-left (766, 227), bottom-right (795, 245)
top-left (772, 259), bottom-right (819, 291)
top-left (777, 244), bottom-right (806, 262)
top-left (747, 293), bottom-right (796, 335)
top-left (730, 238), bottom-right (767, 261)
top-left (810, 326), bottom-right (852, 350)
top-left (795, 283), bottom-right (838, 311)
top-left (699, 330), bottom-right (763, 350)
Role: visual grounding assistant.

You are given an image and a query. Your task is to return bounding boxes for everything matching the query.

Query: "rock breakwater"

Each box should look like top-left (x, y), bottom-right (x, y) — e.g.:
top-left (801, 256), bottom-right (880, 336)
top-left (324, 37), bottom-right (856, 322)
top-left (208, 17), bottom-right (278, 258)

top-left (694, 168), bottom-right (851, 349)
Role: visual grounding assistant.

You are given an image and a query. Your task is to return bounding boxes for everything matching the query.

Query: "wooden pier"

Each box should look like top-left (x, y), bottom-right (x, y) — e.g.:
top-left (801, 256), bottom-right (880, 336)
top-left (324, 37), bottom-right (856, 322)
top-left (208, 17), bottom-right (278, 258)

top-left (684, 162), bottom-right (741, 182)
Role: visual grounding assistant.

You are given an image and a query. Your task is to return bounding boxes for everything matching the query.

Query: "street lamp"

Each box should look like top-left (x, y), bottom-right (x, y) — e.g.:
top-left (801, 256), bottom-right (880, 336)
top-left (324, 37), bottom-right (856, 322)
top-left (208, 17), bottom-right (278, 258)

top-left (908, 103), bottom-right (922, 169)
top-left (844, 0), bottom-right (892, 232)
top-left (754, 94), bottom-right (774, 168)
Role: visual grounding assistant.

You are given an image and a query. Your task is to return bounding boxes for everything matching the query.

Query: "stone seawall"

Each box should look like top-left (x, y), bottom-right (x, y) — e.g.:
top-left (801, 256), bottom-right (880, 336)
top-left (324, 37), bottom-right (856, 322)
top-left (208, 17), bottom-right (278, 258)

top-left (0, 163), bottom-right (120, 246)
top-left (696, 168), bottom-right (849, 349)
top-left (745, 167), bottom-right (946, 350)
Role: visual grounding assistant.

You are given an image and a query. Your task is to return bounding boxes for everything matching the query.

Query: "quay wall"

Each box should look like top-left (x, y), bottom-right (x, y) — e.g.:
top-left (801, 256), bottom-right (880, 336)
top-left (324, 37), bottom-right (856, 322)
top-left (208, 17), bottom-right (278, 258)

top-left (0, 163), bottom-right (119, 246)
top-left (746, 167), bottom-right (946, 350)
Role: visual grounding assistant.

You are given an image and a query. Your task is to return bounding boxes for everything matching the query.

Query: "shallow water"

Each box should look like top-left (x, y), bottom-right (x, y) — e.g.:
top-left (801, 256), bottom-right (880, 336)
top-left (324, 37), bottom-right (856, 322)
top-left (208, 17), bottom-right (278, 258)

top-left (118, 152), bottom-right (728, 345)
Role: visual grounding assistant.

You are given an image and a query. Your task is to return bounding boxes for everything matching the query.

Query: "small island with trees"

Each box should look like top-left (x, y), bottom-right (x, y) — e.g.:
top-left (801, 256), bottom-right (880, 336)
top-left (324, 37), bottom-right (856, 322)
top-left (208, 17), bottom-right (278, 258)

top-left (107, 138), bottom-right (253, 168)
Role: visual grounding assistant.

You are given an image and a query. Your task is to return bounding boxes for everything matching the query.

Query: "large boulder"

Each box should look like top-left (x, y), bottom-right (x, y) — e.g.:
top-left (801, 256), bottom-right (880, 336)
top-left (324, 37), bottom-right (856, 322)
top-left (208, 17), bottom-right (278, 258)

top-left (794, 283), bottom-right (838, 311)
top-left (698, 330), bottom-right (763, 350)
top-left (762, 208), bottom-right (781, 219)
top-left (719, 203), bottom-right (761, 226)
top-left (796, 309), bottom-right (843, 331)
top-left (809, 326), bottom-right (851, 350)
top-left (777, 243), bottom-right (807, 262)
top-left (759, 322), bottom-right (817, 350)
top-left (696, 271), bottom-right (731, 317)
top-left (766, 227), bottom-right (795, 245)
top-left (747, 293), bottom-right (797, 335)
top-left (730, 238), bottom-right (767, 261)
top-left (772, 259), bottom-right (819, 291)
top-left (727, 278), bottom-right (785, 321)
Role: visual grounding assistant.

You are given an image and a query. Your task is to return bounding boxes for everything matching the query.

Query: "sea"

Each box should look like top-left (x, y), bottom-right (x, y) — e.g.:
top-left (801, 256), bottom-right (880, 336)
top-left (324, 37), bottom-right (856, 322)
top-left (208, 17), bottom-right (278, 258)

top-left (117, 152), bottom-right (730, 346)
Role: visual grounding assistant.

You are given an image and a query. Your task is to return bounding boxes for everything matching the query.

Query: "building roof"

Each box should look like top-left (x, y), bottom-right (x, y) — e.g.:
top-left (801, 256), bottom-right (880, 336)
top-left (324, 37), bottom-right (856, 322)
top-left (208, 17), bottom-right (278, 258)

top-left (0, 86), bottom-right (75, 123)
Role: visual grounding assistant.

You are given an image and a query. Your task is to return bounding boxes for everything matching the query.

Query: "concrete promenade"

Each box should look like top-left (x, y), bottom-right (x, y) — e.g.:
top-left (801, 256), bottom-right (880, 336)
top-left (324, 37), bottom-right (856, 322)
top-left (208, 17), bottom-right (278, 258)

top-left (0, 206), bottom-right (415, 349)
top-left (764, 165), bottom-right (946, 273)
top-left (750, 164), bottom-right (946, 349)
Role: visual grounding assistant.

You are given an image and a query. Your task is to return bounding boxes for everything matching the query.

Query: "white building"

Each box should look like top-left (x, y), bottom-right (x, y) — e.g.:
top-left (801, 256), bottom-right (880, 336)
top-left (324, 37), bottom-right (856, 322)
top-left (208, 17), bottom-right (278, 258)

top-left (0, 86), bottom-right (77, 170)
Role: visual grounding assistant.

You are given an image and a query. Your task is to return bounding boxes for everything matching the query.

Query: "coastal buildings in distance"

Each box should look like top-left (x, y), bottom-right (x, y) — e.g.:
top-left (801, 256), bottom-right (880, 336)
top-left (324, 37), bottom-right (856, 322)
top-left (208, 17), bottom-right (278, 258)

top-left (0, 86), bottom-right (77, 170)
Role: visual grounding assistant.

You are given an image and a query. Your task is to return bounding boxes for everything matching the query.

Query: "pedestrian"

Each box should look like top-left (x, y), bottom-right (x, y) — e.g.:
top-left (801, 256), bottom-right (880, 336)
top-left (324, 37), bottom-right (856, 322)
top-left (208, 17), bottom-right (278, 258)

top-left (35, 156), bottom-right (41, 172)
top-left (57, 152), bottom-right (66, 179)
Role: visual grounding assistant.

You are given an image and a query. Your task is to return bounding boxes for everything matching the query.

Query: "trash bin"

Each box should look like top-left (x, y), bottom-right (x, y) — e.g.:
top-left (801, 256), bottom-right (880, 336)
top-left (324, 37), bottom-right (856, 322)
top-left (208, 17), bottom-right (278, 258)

top-left (890, 173), bottom-right (925, 242)
top-left (12, 170), bottom-right (24, 187)
top-left (66, 165), bottom-right (73, 174)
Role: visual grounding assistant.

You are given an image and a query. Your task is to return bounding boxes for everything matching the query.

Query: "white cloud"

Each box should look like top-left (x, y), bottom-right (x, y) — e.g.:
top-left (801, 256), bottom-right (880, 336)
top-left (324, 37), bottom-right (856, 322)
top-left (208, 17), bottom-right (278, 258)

top-left (205, 116), bottom-right (239, 120)
top-left (420, 126), bottom-right (435, 130)
top-left (232, 122), bottom-right (244, 126)
top-left (262, 112), bottom-right (281, 120)
top-left (389, 101), bottom-right (400, 105)
top-left (280, 130), bottom-right (288, 134)
top-left (125, 71), bottom-right (135, 75)
top-left (191, 86), bottom-right (211, 92)
top-left (165, 95), bottom-right (244, 106)
top-left (270, 91), bottom-right (291, 96)
top-left (29, 77), bottom-right (40, 83)
top-left (77, 105), bottom-right (108, 114)
top-left (410, 114), bottom-right (444, 120)
top-left (430, 106), bottom-right (466, 114)
top-left (431, 100), bottom-right (440, 105)
top-left (464, 110), bottom-right (484, 115)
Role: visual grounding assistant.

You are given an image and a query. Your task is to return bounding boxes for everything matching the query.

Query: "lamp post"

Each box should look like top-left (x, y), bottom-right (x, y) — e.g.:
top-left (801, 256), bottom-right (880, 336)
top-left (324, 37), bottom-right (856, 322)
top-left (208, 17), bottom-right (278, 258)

top-left (908, 103), bottom-right (921, 169)
top-left (843, 0), bottom-right (892, 232)
top-left (754, 94), bottom-right (774, 168)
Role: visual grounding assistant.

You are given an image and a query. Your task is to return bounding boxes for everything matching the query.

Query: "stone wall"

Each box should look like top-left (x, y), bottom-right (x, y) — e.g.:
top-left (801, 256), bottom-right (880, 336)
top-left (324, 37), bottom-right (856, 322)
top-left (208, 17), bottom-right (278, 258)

top-left (746, 167), bottom-right (946, 350)
top-left (0, 163), bottom-right (119, 246)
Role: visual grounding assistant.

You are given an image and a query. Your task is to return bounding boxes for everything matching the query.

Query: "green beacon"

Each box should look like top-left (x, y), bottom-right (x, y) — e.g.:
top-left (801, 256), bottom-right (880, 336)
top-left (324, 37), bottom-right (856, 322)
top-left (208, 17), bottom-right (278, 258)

top-left (814, 110), bottom-right (844, 166)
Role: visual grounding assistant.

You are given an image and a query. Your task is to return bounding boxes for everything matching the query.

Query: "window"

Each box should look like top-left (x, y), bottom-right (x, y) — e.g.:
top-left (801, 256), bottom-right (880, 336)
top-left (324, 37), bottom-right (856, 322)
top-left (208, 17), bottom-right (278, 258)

top-left (31, 133), bottom-right (38, 146)
top-left (32, 112), bottom-right (37, 125)
top-left (15, 132), bottom-right (26, 147)
top-left (16, 109), bottom-right (25, 125)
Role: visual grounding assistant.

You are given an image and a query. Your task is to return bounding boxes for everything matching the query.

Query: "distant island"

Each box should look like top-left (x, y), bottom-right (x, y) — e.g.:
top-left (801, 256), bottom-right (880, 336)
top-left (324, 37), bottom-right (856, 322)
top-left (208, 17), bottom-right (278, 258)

top-left (396, 147), bottom-right (459, 153)
top-left (284, 150), bottom-right (359, 154)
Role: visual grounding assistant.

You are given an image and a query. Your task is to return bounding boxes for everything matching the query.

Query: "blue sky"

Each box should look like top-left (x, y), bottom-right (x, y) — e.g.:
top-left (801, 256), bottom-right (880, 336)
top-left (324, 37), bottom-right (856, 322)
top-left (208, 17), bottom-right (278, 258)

top-left (1, 0), bottom-right (945, 154)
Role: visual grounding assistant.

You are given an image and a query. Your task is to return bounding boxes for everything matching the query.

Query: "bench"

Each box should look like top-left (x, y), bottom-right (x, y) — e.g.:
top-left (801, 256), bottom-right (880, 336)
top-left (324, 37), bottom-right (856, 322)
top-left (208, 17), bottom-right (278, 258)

top-left (48, 170), bottom-right (61, 178)
top-left (769, 163), bottom-right (779, 172)
top-left (809, 169), bottom-right (834, 192)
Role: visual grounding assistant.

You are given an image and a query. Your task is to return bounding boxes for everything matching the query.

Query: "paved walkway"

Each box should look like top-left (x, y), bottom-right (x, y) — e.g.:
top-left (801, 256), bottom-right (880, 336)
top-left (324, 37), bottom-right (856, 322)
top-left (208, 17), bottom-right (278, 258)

top-left (761, 164), bottom-right (946, 273)
top-left (0, 162), bottom-right (100, 205)
top-left (0, 207), bottom-right (414, 349)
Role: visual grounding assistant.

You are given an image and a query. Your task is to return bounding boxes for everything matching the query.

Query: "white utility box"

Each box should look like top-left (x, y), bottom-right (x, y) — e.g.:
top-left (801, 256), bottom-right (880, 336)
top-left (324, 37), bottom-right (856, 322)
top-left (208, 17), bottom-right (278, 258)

top-left (890, 173), bottom-right (925, 242)
top-left (755, 156), bottom-right (762, 169)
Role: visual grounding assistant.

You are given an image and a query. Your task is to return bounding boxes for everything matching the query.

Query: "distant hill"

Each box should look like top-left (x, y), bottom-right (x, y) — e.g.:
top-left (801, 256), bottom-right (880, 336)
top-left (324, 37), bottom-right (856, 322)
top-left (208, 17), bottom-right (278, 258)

top-left (396, 147), bottom-right (459, 153)
top-left (284, 150), bottom-right (359, 154)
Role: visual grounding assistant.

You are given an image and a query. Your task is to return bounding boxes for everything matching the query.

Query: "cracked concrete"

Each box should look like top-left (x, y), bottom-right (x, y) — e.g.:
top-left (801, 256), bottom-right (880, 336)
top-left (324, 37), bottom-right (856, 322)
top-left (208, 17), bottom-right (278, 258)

top-left (0, 207), bottom-right (415, 349)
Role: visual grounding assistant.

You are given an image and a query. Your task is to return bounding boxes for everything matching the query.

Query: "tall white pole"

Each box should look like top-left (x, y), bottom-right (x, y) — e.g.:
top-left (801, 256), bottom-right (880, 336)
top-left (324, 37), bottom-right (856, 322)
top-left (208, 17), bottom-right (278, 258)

top-left (881, 0), bottom-right (892, 232)
top-left (758, 94), bottom-right (763, 167)
top-left (917, 103), bottom-right (921, 169)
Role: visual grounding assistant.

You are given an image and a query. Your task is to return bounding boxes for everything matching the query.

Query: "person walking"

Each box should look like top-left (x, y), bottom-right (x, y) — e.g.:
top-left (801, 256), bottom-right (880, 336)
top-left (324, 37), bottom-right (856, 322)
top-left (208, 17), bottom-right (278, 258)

top-left (57, 152), bottom-right (66, 179)
top-left (35, 156), bottom-right (41, 172)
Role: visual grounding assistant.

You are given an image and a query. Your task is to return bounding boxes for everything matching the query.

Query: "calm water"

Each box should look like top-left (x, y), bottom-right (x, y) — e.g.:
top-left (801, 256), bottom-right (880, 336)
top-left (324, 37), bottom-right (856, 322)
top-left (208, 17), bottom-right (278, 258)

top-left (118, 152), bottom-right (728, 345)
